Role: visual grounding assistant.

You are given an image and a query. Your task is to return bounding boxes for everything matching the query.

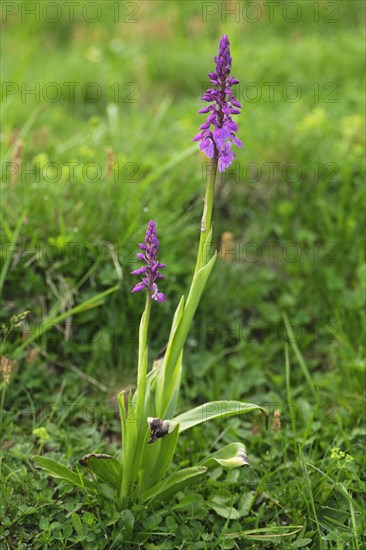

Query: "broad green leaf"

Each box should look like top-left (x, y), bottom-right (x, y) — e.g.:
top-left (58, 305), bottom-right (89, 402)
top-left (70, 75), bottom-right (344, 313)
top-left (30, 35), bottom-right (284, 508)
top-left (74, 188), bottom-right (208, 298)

top-left (161, 352), bottom-right (183, 419)
top-left (172, 400), bottom-right (267, 432)
top-left (119, 390), bottom-right (138, 497)
top-left (139, 423), bottom-right (180, 492)
top-left (155, 296), bottom-right (185, 416)
top-left (130, 346), bottom-right (153, 482)
top-left (161, 253), bottom-right (217, 415)
top-left (199, 443), bottom-right (248, 469)
top-left (164, 360), bottom-right (182, 419)
top-left (118, 390), bottom-right (127, 424)
top-left (167, 296), bottom-right (186, 346)
top-left (79, 453), bottom-right (121, 488)
top-left (140, 466), bottom-right (207, 505)
top-left (33, 456), bottom-right (95, 490)
top-left (144, 367), bottom-right (160, 418)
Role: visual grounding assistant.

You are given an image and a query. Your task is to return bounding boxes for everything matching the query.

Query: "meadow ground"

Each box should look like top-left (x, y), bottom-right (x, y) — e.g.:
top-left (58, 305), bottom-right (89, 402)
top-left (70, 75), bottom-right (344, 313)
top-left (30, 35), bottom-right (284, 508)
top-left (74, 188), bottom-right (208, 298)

top-left (0, 1), bottom-right (365, 548)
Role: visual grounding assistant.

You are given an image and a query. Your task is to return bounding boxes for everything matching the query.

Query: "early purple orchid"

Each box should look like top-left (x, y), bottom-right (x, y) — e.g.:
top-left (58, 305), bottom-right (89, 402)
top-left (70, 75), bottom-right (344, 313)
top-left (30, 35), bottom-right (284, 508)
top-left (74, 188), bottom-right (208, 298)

top-left (131, 220), bottom-right (166, 302)
top-left (193, 34), bottom-right (243, 172)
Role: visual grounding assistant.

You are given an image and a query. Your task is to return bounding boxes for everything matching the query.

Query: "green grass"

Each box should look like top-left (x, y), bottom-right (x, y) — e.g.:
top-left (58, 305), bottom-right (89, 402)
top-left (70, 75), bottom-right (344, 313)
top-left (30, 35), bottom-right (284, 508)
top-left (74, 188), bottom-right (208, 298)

top-left (1, 0), bottom-right (365, 548)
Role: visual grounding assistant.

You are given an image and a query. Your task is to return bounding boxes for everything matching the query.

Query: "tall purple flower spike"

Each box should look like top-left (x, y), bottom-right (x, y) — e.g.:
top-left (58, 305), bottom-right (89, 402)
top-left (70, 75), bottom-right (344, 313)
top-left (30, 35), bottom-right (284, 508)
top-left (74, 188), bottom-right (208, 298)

top-left (131, 220), bottom-right (166, 302)
top-left (193, 34), bottom-right (243, 173)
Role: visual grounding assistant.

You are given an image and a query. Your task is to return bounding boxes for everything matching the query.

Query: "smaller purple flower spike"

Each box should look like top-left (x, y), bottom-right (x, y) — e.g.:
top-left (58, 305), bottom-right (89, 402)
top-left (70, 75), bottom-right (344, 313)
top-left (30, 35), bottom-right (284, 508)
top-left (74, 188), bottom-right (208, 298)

top-left (193, 34), bottom-right (243, 172)
top-left (131, 220), bottom-right (166, 302)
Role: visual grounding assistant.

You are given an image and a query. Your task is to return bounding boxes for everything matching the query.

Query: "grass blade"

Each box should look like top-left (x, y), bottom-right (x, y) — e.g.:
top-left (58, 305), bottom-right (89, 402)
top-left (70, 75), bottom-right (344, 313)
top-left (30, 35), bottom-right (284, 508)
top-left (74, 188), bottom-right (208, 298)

top-left (0, 212), bottom-right (26, 299)
top-left (14, 284), bottom-right (119, 355)
top-left (282, 312), bottom-right (317, 399)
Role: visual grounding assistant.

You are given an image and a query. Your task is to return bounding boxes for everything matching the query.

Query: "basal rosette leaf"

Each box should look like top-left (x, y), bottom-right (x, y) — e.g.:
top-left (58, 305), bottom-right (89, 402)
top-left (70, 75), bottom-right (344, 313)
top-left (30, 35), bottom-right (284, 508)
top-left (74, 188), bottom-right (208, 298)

top-left (140, 466), bottom-right (208, 505)
top-left (172, 400), bottom-right (267, 432)
top-left (79, 453), bottom-right (121, 488)
top-left (199, 442), bottom-right (249, 469)
top-left (33, 456), bottom-right (95, 490)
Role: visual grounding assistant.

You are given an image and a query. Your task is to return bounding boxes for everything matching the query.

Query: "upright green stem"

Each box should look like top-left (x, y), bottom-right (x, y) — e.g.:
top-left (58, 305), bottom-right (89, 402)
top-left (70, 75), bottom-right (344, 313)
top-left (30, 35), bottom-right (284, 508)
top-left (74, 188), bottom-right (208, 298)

top-left (157, 157), bottom-right (219, 417)
top-left (136, 293), bottom-right (152, 417)
top-left (119, 293), bottom-right (152, 504)
top-left (194, 156), bottom-right (218, 274)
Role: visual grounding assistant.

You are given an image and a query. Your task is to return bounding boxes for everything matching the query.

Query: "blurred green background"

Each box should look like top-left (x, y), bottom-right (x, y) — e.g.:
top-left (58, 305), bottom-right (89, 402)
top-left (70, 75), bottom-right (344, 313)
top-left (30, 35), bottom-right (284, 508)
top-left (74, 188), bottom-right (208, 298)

top-left (1, 0), bottom-right (365, 547)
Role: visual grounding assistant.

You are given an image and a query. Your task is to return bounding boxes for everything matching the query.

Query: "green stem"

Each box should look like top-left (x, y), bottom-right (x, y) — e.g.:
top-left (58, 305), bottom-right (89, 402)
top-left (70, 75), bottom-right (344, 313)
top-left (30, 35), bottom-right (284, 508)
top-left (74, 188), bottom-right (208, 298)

top-left (136, 292), bottom-right (152, 419)
top-left (157, 157), bottom-right (219, 417)
top-left (119, 292), bottom-right (152, 504)
top-left (194, 156), bottom-right (218, 274)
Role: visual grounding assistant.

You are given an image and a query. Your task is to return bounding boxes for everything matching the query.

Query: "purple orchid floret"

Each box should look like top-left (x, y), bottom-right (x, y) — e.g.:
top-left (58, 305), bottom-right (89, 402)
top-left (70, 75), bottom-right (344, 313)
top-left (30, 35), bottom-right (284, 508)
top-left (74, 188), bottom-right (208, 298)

top-left (193, 34), bottom-right (243, 172)
top-left (131, 220), bottom-right (166, 302)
